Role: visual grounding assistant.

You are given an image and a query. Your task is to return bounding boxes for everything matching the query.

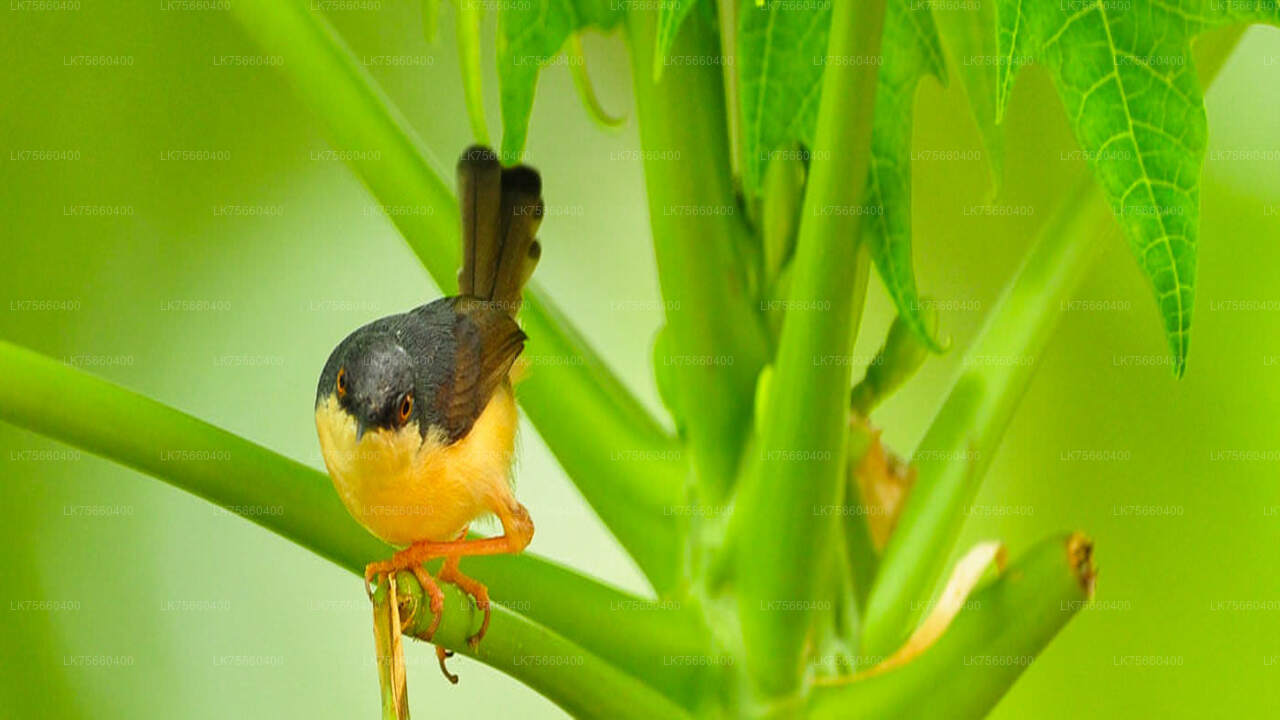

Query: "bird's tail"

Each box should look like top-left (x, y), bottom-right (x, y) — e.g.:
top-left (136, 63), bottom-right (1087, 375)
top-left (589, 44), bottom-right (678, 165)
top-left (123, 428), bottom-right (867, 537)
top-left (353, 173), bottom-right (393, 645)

top-left (456, 145), bottom-right (543, 317)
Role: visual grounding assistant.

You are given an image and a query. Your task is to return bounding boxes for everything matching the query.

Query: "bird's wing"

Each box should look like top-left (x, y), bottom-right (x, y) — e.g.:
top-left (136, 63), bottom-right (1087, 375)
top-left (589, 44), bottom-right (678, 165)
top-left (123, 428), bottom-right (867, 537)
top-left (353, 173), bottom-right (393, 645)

top-left (438, 296), bottom-right (525, 442)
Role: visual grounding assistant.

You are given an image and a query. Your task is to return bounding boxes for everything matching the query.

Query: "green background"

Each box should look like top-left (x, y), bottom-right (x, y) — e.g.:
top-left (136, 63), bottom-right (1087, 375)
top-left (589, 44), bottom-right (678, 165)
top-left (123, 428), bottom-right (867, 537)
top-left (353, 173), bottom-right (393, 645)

top-left (2, 4), bottom-right (1278, 717)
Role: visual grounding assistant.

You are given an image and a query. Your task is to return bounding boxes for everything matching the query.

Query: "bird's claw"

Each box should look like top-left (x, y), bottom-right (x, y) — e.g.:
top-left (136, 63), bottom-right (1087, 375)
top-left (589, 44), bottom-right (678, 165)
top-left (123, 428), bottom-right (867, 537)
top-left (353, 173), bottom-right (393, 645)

top-left (436, 645), bottom-right (459, 684)
top-left (364, 556), bottom-right (494, 683)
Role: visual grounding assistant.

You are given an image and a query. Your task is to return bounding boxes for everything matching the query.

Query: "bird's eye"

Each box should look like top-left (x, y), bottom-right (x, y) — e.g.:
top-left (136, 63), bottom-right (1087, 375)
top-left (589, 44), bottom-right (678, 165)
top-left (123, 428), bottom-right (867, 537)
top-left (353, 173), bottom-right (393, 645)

top-left (336, 367), bottom-right (347, 396)
top-left (398, 393), bottom-right (414, 424)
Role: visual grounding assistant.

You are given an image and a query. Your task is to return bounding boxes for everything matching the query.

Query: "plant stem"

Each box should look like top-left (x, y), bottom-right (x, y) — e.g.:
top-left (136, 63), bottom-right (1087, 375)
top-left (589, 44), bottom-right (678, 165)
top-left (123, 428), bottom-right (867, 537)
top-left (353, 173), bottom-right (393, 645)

top-left (860, 177), bottom-right (1108, 658)
top-left (730, 0), bottom-right (886, 699)
top-left (625, 7), bottom-right (770, 504)
top-left (859, 27), bottom-right (1246, 658)
top-left (0, 341), bottom-right (709, 706)
top-left (811, 533), bottom-right (1094, 719)
top-left (716, 0), bottom-right (742, 180)
top-left (455, 0), bottom-right (490, 144)
top-left (389, 574), bottom-right (695, 720)
top-left (225, 0), bottom-right (685, 591)
top-left (843, 428), bottom-right (880, 612)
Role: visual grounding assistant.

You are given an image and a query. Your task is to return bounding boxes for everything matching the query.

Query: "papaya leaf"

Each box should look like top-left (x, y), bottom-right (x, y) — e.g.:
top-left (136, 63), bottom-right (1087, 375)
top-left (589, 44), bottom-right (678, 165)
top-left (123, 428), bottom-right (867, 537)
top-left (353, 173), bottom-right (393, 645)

top-left (994, 0), bottom-right (1280, 376)
top-left (862, 0), bottom-right (948, 351)
top-left (496, 0), bottom-right (623, 162)
top-left (653, 0), bottom-right (702, 80)
top-left (738, 0), bottom-right (947, 350)
top-left (737, 0), bottom-right (829, 194)
top-left (932, 0), bottom-right (1004, 187)
top-left (567, 34), bottom-right (626, 128)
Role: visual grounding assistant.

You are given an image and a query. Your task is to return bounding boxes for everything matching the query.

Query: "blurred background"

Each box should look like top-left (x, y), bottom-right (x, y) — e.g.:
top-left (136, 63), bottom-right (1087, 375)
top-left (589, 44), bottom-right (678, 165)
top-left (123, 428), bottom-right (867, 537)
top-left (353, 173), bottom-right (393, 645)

top-left (2, 4), bottom-right (1278, 718)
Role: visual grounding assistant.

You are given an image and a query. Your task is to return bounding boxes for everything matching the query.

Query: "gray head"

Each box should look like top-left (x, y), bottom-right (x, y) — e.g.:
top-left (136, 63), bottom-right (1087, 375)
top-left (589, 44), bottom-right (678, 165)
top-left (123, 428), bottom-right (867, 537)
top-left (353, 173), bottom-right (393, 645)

top-left (317, 328), bottom-right (419, 439)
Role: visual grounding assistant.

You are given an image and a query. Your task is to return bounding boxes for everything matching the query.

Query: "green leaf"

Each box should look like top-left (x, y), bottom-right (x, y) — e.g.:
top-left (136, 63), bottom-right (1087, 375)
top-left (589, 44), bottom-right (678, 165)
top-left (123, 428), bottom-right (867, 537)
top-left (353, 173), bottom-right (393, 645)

top-left (736, 0), bottom-right (829, 194)
top-left (567, 34), bottom-right (625, 128)
top-left (653, 0), bottom-right (701, 80)
top-left (861, 27), bottom-right (1251, 664)
top-left (932, 0), bottom-right (1004, 188)
top-left (737, 0), bottom-right (947, 350)
top-left (862, 0), bottom-right (948, 351)
top-left (496, 0), bottom-right (624, 162)
top-left (993, 0), bottom-right (1280, 376)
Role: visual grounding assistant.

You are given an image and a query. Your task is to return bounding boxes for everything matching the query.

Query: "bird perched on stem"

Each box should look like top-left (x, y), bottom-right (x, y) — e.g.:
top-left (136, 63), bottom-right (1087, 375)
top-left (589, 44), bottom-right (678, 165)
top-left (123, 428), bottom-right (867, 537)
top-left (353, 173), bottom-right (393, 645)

top-left (315, 145), bottom-right (541, 682)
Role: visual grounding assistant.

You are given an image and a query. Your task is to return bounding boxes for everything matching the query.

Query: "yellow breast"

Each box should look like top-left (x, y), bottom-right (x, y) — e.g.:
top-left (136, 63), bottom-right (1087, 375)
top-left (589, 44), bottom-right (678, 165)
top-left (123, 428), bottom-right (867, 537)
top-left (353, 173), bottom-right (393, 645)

top-left (315, 385), bottom-right (518, 546)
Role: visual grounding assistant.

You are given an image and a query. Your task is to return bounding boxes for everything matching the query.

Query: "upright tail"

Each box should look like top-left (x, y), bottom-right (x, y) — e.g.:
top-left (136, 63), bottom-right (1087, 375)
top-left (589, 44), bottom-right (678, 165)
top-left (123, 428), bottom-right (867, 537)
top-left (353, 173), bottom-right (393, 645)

top-left (456, 145), bottom-right (543, 317)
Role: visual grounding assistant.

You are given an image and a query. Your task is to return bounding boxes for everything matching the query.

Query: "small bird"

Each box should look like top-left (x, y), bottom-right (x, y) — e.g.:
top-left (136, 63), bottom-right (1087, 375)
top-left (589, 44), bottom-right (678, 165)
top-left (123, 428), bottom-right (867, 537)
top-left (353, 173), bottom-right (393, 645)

top-left (314, 146), bottom-right (541, 681)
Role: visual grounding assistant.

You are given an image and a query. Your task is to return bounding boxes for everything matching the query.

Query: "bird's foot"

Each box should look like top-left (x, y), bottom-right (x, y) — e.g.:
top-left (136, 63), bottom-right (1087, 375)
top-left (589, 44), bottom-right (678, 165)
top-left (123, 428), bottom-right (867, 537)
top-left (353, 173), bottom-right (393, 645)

top-left (436, 646), bottom-right (458, 685)
top-left (439, 558), bottom-right (491, 649)
top-left (364, 558), bottom-right (445, 641)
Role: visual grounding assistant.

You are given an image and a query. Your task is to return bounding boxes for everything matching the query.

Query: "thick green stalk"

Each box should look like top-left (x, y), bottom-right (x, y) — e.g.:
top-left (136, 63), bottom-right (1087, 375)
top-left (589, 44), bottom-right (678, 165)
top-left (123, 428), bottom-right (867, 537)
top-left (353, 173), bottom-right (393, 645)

top-left (731, 0), bottom-right (886, 699)
top-left (390, 575), bottom-right (695, 720)
top-left (859, 27), bottom-right (1246, 658)
top-left (0, 341), bottom-right (708, 706)
top-left (626, 7), bottom-right (770, 503)
top-left (358, 573), bottom-right (693, 719)
top-left (860, 180), bottom-right (1108, 658)
top-left (843, 429), bottom-right (879, 613)
top-left (455, 0), bottom-right (489, 144)
top-left (225, 0), bottom-right (684, 591)
top-left (811, 534), bottom-right (1094, 719)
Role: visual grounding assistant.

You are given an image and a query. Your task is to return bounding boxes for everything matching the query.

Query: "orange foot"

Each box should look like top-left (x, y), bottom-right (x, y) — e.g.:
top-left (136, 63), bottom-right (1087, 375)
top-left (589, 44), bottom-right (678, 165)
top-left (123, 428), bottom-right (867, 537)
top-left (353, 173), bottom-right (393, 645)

top-left (364, 558), bottom-right (445, 641)
top-left (440, 555), bottom-right (491, 649)
top-left (361, 502), bottom-right (533, 683)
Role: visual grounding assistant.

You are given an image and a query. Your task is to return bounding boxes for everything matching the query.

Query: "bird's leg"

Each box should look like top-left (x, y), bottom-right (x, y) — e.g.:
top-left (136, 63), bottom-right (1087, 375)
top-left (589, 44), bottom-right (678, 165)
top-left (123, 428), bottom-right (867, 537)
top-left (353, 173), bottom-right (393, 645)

top-left (435, 646), bottom-right (458, 685)
top-left (363, 499), bottom-right (533, 682)
top-left (440, 553), bottom-right (491, 648)
top-left (364, 502), bottom-right (531, 584)
top-left (364, 562), bottom-right (446, 640)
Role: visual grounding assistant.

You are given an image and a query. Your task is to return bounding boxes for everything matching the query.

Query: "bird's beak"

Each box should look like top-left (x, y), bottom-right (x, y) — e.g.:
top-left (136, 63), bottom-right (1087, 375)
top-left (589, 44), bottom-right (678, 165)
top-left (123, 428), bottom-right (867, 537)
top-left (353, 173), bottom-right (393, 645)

top-left (355, 417), bottom-right (370, 442)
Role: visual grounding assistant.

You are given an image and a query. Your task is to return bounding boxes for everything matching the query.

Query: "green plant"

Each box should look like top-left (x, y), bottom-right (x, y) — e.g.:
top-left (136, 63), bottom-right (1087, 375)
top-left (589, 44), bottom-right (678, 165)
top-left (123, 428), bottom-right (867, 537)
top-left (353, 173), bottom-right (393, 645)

top-left (0, 1), bottom-right (1273, 717)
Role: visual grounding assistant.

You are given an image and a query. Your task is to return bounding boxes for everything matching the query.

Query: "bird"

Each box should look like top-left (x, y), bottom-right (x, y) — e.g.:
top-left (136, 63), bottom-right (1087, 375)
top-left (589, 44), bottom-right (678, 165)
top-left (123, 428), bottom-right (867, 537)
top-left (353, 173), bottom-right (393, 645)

top-left (314, 145), bottom-right (541, 682)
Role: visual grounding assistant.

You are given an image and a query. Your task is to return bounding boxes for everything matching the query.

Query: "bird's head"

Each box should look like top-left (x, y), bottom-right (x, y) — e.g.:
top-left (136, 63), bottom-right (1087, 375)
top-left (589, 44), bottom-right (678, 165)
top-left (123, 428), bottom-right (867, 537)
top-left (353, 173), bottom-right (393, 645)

top-left (317, 329), bottom-right (419, 440)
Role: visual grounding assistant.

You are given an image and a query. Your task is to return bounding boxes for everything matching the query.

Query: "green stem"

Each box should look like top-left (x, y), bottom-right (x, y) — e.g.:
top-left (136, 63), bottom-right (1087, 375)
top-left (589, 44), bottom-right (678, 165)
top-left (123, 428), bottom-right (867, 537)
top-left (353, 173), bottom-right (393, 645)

top-left (716, 0), bottom-right (742, 180)
top-left (730, 0), bottom-right (886, 699)
top-left (812, 533), bottom-right (1094, 719)
top-left (390, 574), bottom-right (694, 720)
top-left (860, 27), bottom-right (1246, 659)
top-left (455, 0), bottom-right (489, 144)
top-left (860, 179), bottom-right (1107, 658)
top-left (0, 341), bottom-right (708, 707)
top-left (855, 25), bottom-right (1244, 655)
top-left (225, 0), bottom-right (685, 592)
top-left (626, 7), bottom-right (770, 504)
top-left (843, 431), bottom-right (879, 614)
